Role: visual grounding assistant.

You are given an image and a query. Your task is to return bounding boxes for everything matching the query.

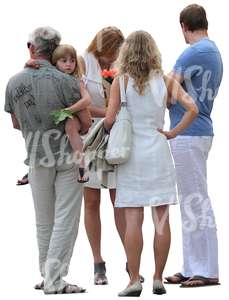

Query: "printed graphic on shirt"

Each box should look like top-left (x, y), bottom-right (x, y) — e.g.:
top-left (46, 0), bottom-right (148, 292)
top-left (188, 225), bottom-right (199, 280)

top-left (13, 83), bottom-right (36, 109)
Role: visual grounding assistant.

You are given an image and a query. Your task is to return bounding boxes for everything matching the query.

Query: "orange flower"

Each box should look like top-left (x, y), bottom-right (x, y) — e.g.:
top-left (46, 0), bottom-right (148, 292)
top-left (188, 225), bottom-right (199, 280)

top-left (101, 69), bottom-right (110, 78)
top-left (101, 68), bottom-right (117, 79)
top-left (109, 69), bottom-right (117, 77)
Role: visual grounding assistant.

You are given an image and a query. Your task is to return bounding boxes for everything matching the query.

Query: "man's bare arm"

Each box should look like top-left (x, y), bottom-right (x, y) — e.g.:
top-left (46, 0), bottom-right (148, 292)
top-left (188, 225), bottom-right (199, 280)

top-left (11, 113), bottom-right (20, 130)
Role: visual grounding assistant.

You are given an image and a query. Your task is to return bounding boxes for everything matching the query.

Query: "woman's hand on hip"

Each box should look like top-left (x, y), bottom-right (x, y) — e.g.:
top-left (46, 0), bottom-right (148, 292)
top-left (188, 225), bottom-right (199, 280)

top-left (157, 128), bottom-right (176, 140)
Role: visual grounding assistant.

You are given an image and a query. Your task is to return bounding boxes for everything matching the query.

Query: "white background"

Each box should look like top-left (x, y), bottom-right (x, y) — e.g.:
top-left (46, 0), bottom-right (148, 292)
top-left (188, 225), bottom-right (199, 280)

top-left (0, 0), bottom-right (228, 299)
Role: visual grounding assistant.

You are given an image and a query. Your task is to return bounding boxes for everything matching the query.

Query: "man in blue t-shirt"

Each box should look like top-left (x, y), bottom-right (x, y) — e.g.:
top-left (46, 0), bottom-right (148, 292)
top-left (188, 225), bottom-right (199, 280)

top-left (165, 4), bottom-right (223, 287)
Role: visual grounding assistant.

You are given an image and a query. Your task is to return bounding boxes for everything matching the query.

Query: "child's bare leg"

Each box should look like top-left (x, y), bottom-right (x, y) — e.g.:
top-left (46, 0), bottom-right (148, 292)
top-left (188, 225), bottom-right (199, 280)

top-left (65, 117), bottom-right (82, 163)
top-left (65, 117), bottom-right (88, 182)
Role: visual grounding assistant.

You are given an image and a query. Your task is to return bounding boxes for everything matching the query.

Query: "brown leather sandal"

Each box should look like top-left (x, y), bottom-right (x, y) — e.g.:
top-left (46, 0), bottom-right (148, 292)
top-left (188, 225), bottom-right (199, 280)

top-left (164, 272), bottom-right (190, 284)
top-left (180, 276), bottom-right (220, 288)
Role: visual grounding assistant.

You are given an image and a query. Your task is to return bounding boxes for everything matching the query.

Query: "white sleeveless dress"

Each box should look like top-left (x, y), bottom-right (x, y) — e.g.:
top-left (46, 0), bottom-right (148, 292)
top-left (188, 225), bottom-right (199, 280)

top-left (115, 76), bottom-right (177, 207)
top-left (83, 51), bottom-right (116, 189)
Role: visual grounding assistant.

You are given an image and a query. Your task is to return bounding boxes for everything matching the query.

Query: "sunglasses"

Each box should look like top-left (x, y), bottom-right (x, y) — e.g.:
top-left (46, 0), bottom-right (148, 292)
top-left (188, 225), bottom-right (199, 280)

top-left (27, 42), bottom-right (31, 49)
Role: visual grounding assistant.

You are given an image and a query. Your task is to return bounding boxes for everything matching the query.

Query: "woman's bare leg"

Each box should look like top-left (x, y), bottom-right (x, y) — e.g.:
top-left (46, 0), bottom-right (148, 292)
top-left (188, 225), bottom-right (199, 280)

top-left (84, 187), bottom-right (103, 263)
top-left (152, 205), bottom-right (170, 281)
top-left (124, 207), bottom-right (144, 285)
top-left (84, 187), bottom-right (108, 284)
top-left (110, 189), bottom-right (126, 246)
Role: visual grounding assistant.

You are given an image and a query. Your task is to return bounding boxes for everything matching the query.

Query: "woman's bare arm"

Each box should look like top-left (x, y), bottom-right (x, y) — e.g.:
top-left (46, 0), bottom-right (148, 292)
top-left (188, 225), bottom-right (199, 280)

top-left (88, 105), bottom-right (106, 118)
top-left (78, 55), bottom-right (107, 118)
top-left (104, 77), bottom-right (121, 130)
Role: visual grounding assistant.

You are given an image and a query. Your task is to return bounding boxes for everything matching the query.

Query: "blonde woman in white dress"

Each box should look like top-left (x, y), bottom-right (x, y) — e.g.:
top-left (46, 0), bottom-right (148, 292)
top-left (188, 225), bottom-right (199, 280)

top-left (104, 31), bottom-right (198, 296)
top-left (78, 27), bottom-right (138, 285)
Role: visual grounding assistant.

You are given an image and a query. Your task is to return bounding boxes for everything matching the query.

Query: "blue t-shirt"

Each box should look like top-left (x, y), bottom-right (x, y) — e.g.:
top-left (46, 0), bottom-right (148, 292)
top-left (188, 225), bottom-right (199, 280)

top-left (169, 38), bottom-right (223, 136)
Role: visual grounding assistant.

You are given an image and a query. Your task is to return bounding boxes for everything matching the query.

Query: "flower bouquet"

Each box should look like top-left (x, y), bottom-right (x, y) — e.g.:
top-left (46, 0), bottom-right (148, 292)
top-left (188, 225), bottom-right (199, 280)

top-left (101, 69), bottom-right (117, 84)
top-left (101, 69), bottom-right (117, 107)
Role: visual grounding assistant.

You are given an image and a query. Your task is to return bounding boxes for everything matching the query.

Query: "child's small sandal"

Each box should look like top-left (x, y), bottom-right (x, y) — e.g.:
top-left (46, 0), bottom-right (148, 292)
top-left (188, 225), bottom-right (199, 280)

top-left (77, 168), bottom-right (89, 183)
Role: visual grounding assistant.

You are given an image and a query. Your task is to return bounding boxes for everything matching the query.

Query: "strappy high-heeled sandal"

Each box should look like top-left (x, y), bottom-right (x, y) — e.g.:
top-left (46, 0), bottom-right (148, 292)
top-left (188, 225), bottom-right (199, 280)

top-left (94, 262), bottom-right (108, 285)
top-left (153, 279), bottom-right (166, 295)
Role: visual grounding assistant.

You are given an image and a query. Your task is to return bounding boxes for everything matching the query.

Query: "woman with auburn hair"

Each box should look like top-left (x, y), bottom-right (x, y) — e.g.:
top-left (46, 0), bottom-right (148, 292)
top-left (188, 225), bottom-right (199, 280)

top-left (78, 27), bottom-right (143, 285)
top-left (104, 30), bottom-right (198, 296)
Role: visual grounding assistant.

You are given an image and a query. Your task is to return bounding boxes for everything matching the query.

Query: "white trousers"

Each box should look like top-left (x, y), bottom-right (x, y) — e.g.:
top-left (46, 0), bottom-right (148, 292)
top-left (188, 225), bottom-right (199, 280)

top-left (170, 136), bottom-right (219, 278)
top-left (29, 163), bottom-right (83, 292)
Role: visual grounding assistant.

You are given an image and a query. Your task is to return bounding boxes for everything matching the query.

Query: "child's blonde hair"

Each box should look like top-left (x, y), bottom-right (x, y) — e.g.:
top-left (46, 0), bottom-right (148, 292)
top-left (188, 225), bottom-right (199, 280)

top-left (52, 44), bottom-right (82, 78)
top-left (116, 30), bottom-right (163, 95)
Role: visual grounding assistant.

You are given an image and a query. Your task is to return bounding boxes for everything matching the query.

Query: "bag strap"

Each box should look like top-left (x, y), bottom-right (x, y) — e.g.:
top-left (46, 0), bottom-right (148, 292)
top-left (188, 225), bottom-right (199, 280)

top-left (119, 75), bottom-right (127, 106)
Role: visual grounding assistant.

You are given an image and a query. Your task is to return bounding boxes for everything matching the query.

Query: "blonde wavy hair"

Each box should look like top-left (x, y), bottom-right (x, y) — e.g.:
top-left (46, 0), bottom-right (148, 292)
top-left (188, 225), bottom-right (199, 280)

top-left (52, 44), bottom-right (82, 78)
top-left (116, 31), bottom-right (163, 95)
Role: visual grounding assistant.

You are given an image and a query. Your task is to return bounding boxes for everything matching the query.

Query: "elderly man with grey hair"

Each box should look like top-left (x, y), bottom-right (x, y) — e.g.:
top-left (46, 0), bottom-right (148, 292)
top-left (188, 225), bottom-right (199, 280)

top-left (5, 26), bottom-right (91, 294)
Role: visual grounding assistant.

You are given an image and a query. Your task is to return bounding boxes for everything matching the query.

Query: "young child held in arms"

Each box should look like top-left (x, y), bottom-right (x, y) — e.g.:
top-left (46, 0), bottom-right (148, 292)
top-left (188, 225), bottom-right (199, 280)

top-left (17, 44), bottom-right (91, 185)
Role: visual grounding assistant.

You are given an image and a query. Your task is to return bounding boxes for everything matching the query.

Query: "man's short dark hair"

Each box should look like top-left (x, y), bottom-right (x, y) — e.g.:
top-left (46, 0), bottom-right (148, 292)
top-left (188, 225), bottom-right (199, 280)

top-left (180, 4), bottom-right (208, 31)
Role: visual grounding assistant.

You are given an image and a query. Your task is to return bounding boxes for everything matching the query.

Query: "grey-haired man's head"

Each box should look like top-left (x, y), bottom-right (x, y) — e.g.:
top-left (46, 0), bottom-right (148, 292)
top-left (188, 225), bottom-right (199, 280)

top-left (28, 26), bottom-right (61, 60)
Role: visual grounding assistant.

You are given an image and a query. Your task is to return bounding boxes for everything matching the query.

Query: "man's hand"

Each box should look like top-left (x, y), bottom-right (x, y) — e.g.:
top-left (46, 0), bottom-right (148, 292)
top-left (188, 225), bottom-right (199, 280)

top-left (11, 113), bottom-right (20, 130)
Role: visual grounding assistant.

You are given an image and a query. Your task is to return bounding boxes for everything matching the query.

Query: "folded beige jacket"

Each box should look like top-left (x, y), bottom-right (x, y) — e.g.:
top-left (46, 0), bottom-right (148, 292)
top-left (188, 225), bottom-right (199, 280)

top-left (83, 118), bottom-right (115, 188)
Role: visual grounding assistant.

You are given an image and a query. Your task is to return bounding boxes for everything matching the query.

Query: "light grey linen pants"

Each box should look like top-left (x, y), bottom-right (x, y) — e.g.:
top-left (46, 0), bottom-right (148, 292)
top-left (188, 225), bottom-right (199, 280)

top-left (29, 163), bottom-right (83, 292)
top-left (170, 136), bottom-right (219, 278)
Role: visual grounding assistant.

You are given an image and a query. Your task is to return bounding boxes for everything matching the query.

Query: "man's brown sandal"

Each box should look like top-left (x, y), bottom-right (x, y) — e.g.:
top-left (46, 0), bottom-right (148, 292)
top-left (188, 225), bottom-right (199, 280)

top-left (164, 272), bottom-right (190, 284)
top-left (180, 276), bottom-right (220, 288)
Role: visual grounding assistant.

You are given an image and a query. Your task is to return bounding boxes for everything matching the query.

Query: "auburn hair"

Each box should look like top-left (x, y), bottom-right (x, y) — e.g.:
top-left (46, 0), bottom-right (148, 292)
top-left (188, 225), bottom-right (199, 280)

top-left (87, 26), bottom-right (124, 59)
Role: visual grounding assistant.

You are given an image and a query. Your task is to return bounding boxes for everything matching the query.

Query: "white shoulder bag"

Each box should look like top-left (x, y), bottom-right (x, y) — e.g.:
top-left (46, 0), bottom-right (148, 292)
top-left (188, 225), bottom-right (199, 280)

top-left (105, 75), bottom-right (132, 165)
